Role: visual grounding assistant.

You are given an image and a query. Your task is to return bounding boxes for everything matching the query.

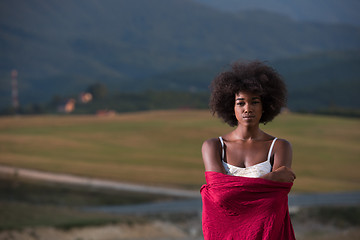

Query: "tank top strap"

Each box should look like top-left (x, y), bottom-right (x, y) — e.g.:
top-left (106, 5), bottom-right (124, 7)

top-left (267, 138), bottom-right (278, 162)
top-left (218, 136), bottom-right (225, 161)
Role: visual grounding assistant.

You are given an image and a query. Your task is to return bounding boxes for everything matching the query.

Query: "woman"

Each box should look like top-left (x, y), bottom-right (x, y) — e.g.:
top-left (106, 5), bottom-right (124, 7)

top-left (200, 61), bottom-right (296, 240)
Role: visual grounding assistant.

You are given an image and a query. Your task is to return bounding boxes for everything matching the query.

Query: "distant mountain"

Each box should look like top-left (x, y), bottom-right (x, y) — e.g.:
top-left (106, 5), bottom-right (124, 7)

top-left (0, 0), bottom-right (359, 111)
top-left (272, 51), bottom-right (360, 110)
top-left (193, 0), bottom-right (360, 26)
top-left (137, 50), bottom-right (360, 111)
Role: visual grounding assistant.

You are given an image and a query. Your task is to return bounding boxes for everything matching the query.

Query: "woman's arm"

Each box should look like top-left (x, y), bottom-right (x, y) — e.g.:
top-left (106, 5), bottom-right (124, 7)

top-left (261, 139), bottom-right (296, 182)
top-left (201, 138), bottom-right (226, 174)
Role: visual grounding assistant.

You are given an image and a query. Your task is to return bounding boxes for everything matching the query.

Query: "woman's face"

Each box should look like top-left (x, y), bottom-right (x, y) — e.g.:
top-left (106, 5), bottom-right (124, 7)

top-left (234, 92), bottom-right (263, 126)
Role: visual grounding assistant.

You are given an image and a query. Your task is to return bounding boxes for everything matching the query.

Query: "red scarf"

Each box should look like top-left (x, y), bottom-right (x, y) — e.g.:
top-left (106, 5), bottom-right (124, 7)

top-left (200, 171), bottom-right (295, 240)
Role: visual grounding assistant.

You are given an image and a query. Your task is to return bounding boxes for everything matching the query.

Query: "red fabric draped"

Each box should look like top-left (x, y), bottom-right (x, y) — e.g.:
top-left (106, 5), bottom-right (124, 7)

top-left (200, 171), bottom-right (295, 240)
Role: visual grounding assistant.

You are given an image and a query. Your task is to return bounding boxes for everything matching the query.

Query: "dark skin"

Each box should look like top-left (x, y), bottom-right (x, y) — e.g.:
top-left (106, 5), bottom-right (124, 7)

top-left (202, 92), bottom-right (296, 182)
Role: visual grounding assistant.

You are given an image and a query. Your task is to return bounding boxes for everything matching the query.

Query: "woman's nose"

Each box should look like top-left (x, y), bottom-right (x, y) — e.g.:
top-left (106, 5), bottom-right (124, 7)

top-left (244, 104), bottom-right (252, 113)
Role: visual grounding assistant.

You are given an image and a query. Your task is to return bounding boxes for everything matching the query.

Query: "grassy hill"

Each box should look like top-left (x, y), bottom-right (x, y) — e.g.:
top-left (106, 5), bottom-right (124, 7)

top-left (0, 110), bottom-right (359, 192)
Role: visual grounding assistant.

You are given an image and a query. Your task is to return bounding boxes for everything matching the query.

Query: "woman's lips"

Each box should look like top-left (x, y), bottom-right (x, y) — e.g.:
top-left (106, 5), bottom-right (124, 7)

top-left (243, 115), bottom-right (255, 120)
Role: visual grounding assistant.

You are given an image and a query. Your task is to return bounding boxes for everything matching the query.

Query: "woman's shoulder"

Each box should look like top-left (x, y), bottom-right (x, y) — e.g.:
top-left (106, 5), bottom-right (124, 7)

top-left (201, 137), bottom-right (223, 162)
top-left (272, 137), bottom-right (293, 168)
top-left (202, 137), bottom-right (221, 151)
top-left (274, 138), bottom-right (292, 150)
top-left (202, 137), bottom-right (225, 172)
top-left (263, 131), bottom-right (290, 147)
top-left (265, 133), bottom-right (292, 155)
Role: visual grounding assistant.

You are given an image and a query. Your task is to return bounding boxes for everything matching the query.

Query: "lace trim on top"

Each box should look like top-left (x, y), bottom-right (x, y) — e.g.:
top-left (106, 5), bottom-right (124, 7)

top-left (219, 136), bottom-right (277, 178)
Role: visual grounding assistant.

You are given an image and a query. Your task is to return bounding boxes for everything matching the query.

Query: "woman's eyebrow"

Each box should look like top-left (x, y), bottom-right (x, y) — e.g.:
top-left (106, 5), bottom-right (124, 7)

top-left (235, 97), bottom-right (260, 101)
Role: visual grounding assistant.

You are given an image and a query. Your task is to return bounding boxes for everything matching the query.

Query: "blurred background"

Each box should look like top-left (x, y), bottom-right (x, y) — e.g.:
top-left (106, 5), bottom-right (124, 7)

top-left (0, 0), bottom-right (359, 240)
top-left (0, 0), bottom-right (359, 115)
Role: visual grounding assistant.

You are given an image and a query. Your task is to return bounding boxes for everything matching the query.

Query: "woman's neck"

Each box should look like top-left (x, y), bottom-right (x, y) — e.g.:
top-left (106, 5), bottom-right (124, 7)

top-left (232, 125), bottom-right (263, 141)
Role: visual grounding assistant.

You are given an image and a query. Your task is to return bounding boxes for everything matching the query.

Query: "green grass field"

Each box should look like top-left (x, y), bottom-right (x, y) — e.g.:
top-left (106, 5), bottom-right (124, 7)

top-left (1, 110), bottom-right (359, 192)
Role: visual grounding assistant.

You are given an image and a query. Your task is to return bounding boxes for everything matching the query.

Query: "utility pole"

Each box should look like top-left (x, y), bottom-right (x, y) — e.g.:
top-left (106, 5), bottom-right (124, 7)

top-left (11, 69), bottom-right (19, 111)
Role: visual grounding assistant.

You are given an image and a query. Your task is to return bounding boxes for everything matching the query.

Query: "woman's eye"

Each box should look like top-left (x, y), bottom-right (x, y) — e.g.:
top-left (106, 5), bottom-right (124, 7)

top-left (252, 101), bottom-right (260, 105)
top-left (237, 102), bottom-right (245, 106)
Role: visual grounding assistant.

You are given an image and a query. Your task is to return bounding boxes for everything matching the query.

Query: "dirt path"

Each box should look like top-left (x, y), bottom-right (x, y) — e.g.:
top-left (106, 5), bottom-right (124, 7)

top-left (0, 165), bottom-right (199, 198)
top-left (1, 164), bottom-right (360, 215)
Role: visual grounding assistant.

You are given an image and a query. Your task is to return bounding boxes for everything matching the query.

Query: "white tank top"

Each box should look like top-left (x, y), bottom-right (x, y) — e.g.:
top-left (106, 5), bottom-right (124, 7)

top-left (219, 136), bottom-right (277, 178)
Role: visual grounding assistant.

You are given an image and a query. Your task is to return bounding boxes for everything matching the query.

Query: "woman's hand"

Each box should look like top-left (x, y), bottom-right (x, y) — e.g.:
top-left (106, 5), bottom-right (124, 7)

top-left (272, 166), bottom-right (296, 182)
top-left (261, 166), bottom-right (296, 182)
